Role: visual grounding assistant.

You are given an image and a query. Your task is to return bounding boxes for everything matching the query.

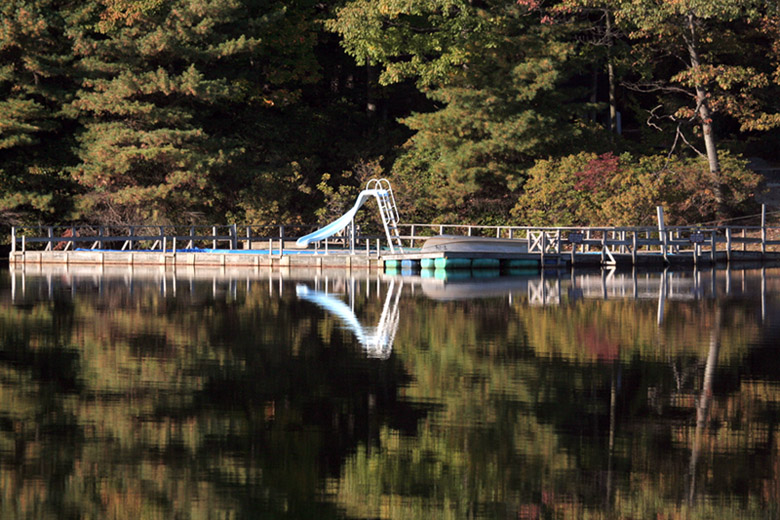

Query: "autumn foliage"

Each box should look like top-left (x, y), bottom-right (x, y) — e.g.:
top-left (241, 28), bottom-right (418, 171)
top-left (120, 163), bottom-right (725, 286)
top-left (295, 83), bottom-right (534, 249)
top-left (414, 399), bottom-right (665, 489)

top-left (0, 0), bottom-right (778, 230)
top-left (513, 151), bottom-right (761, 226)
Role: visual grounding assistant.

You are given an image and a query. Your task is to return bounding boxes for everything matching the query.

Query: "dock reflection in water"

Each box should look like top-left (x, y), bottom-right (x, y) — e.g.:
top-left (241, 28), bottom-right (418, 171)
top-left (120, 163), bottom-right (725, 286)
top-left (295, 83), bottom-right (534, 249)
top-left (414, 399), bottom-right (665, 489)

top-left (2, 264), bottom-right (780, 519)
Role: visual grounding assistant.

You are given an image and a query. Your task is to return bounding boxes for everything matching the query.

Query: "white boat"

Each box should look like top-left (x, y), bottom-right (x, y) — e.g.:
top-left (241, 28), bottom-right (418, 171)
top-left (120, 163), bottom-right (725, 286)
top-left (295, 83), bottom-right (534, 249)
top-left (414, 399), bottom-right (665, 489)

top-left (420, 235), bottom-right (529, 254)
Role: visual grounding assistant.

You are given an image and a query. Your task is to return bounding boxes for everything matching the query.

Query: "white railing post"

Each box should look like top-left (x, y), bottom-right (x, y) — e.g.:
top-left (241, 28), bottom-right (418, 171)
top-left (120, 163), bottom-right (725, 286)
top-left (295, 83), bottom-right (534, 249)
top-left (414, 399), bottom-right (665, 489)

top-left (726, 227), bottom-right (732, 263)
top-left (710, 230), bottom-right (716, 263)
top-left (657, 206), bottom-right (668, 262)
top-left (761, 204), bottom-right (767, 257)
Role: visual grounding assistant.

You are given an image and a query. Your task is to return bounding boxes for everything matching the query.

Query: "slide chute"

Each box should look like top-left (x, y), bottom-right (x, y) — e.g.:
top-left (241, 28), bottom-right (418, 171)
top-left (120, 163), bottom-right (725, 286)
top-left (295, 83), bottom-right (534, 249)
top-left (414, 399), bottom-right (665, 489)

top-left (296, 179), bottom-right (403, 253)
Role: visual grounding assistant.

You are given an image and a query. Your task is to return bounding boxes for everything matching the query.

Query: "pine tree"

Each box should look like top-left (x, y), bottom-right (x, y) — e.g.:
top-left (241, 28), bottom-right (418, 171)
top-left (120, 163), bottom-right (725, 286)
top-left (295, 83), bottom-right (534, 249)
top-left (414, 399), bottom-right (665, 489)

top-left (0, 0), bottom-right (78, 228)
top-left (329, 0), bottom-right (599, 222)
top-left (65, 0), bottom-right (322, 224)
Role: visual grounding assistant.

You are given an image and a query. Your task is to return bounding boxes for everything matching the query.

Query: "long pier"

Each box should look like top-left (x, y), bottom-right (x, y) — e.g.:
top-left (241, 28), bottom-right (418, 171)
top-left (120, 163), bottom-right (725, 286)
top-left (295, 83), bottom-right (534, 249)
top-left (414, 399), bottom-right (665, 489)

top-left (8, 218), bottom-right (780, 270)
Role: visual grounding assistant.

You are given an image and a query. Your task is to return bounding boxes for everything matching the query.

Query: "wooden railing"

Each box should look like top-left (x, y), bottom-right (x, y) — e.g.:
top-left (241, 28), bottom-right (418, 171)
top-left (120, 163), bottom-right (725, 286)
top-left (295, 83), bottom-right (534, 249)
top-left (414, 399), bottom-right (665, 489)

top-left (10, 221), bottom-right (780, 263)
top-left (10, 224), bottom-right (317, 253)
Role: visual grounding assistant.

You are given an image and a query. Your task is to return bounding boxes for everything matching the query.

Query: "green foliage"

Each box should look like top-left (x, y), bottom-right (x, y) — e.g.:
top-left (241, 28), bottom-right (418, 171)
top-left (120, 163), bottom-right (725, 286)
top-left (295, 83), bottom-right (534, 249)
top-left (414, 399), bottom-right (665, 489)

top-left (0, 0), bottom-right (78, 228)
top-left (64, 0), bottom-right (321, 224)
top-left (609, 0), bottom-right (780, 143)
top-left (0, 0), bottom-right (778, 229)
top-left (391, 36), bottom-right (577, 223)
top-left (327, 0), bottom-right (483, 89)
top-left (513, 151), bottom-right (761, 226)
top-left (330, 0), bottom-right (609, 223)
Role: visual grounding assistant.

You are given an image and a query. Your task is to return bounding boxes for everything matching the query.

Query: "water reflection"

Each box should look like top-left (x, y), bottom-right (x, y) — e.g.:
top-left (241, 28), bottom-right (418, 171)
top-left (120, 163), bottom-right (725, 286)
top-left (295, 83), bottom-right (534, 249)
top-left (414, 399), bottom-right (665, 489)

top-left (2, 264), bottom-right (780, 519)
top-left (296, 280), bottom-right (401, 360)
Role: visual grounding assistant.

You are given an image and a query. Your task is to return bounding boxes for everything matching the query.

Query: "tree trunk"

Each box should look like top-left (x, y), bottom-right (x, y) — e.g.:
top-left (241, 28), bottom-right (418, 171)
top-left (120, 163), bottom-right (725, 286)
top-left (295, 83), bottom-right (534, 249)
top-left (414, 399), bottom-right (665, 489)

top-left (688, 305), bottom-right (721, 504)
top-left (605, 10), bottom-right (618, 139)
top-left (686, 13), bottom-right (725, 217)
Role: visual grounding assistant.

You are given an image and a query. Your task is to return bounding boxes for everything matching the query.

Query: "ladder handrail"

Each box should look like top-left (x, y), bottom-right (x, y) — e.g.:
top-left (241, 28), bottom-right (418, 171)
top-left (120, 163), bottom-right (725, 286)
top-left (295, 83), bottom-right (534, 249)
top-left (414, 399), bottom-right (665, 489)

top-left (366, 178), bottom-right (404, 254)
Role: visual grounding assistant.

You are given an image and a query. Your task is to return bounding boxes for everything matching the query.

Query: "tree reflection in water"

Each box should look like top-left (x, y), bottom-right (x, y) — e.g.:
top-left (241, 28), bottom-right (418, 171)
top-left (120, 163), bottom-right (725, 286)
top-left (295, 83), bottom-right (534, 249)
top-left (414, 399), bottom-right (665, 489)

top-left (1, 266), bottom-right (779, 519)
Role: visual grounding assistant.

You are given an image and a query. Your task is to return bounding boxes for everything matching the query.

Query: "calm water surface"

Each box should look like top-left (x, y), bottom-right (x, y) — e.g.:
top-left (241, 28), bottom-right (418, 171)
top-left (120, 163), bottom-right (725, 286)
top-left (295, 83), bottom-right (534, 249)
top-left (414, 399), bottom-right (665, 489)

top-left (2, 265), bottom-right (780, 519)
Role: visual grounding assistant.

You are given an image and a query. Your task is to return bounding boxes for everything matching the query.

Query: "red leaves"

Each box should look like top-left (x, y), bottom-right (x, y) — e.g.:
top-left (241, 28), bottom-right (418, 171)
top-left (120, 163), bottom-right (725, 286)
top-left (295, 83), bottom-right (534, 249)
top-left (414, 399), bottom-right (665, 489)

top-left (574, 152), bottom-right (620, 191)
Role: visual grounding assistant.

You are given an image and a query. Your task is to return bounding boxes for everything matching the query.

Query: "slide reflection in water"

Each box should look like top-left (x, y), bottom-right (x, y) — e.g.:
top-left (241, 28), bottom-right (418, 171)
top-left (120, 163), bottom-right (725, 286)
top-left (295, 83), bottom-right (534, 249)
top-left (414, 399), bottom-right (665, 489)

top-left (295, 279), bottom-right (402, 359)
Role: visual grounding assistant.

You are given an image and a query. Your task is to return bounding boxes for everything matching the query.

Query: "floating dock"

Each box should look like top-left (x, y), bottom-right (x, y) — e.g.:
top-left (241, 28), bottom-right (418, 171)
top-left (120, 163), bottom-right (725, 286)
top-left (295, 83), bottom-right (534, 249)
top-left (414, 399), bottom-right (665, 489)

top-left (8, 218), bottom-right (780, 271)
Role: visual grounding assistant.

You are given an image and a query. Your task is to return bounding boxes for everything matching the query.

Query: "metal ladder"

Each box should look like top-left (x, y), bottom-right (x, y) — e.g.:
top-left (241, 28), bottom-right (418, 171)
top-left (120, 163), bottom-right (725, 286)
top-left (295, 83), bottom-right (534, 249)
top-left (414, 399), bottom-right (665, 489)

top-left (367, 178), bottom-right (404, 254)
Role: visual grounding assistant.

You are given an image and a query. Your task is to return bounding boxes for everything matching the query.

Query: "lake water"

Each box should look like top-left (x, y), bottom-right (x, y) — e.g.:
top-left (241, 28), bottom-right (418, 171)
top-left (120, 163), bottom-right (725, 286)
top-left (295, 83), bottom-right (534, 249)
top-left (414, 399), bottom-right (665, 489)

top-left (2, 265), bottom-right (779, 519)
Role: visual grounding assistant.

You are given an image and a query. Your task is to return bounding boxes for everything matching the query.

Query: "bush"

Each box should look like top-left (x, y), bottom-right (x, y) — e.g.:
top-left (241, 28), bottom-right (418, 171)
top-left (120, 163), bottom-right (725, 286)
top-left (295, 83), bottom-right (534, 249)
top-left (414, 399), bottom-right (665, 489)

top-left (512, 151), bottom-right (761, 226)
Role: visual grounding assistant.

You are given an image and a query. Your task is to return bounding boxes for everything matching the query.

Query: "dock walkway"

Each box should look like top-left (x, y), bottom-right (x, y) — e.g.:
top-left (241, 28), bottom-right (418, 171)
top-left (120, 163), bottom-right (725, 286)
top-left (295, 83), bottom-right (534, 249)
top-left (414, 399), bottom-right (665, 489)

top-left (8, 218), bottom-right (780, 270)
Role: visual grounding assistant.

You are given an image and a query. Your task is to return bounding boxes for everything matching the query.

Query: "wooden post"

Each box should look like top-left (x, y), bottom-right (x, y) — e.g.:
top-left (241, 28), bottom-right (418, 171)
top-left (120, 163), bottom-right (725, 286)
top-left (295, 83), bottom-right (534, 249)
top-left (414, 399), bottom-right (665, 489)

top-left (601, 231), bottom-right (606, 265)
top-left (280, 225), bottom-right (285, 252)
top-left (742, 228), bottom-right (746, 252)
top-left (11, 227), bottom-right (15, 253)
top-left (761, 204), bottom-right (767, 258)
top-left (231, 224), bottom-right (238, 250)
top-left (410, 225), bottom-right (416, 248)
top-left (570, 236), bottom-right (576, 266)
top-left (632, 232), bottom-right (637, 265)
top-left (160, 226), bottom-right (165, 251)
top-left (212, 226), bottom-right (217, 249)
top-left (541, 232), bottom-right (546, 266)
top-left (46, 226), bottom-right (53, 251)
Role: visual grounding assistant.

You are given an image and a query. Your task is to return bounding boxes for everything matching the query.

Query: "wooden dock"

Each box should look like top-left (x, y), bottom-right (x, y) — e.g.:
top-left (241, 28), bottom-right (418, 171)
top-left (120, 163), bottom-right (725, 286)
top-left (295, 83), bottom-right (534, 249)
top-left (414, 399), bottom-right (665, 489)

top-left (8, 219), bottom-right (780, 270)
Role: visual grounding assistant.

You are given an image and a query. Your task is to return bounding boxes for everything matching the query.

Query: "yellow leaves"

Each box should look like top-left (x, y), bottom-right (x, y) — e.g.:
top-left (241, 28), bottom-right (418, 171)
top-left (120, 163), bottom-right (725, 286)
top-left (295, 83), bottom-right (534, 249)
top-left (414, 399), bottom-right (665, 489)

top-left (740, 112), bottom-right (780, 132)
top-left (96, 0), bottom-right (166, 33)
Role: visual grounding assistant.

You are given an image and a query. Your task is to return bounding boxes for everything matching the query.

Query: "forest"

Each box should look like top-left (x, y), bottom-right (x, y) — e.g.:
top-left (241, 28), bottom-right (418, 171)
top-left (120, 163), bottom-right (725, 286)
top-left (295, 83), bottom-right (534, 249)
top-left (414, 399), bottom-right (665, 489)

top-left (1, 0), bottom-right (779, 233)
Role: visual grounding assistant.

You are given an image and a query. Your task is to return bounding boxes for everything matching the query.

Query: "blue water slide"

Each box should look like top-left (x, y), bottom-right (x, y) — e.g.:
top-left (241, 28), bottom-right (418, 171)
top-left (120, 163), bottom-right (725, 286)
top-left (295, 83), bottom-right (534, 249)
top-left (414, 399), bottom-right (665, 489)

top-left (296, 189), bottom-right (386, 247)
